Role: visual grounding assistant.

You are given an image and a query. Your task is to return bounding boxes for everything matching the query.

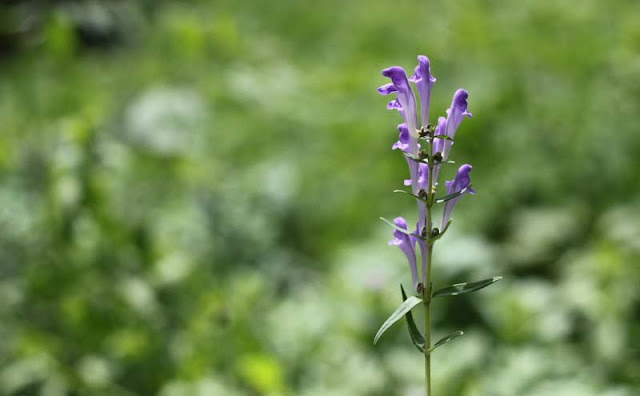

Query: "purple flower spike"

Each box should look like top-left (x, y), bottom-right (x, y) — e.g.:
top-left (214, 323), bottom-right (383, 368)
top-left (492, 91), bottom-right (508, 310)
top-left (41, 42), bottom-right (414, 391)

top-left (441, 164), bottom-right (474, 229)
top-left (378, 66), bottom-right (419, 142)
top-left (409, 55), bottom-right (436, 128)
top-left (388, 216), bottom-right (420, 292)
top-left (442, 89), bottom-right (472, 161)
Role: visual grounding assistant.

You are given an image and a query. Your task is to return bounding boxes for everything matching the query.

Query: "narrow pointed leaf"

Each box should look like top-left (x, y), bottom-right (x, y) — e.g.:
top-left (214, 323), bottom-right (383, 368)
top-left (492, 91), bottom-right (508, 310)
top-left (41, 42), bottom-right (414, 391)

top-left (433, 160), bottom-right (456, 165)
top-left (401, 284), bottom-right (425, 352)
top-left (427, 330), bottom-right (464, 353)
top-left (432, 276), bottom-right (503, 298)
top-left (430, 220), bottom-right (452, 243)
top-left (432, 135), bottom-right (454, 141)
top-left (435, 185), bottom-right (472, 204)
top-left (393, 189), bottom-right (428, 203)
top-left (373, 295), bottom-right (423, 345)
top-left (379, 217), bottom-right (425, 241)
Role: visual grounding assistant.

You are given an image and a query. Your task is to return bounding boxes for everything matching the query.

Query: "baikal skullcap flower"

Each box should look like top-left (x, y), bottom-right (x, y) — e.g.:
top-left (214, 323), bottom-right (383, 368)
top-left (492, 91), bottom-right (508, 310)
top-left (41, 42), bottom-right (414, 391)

top-left (441, 164), bottom-right (474, 230)
top-left (388, 216), bottom-right (420, 292)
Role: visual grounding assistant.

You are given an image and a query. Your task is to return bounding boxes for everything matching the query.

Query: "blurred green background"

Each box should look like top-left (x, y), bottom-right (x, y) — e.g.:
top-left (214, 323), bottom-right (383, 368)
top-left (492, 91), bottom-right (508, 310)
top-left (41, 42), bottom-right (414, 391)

top-left (1, 0), bottom-right (639, 395)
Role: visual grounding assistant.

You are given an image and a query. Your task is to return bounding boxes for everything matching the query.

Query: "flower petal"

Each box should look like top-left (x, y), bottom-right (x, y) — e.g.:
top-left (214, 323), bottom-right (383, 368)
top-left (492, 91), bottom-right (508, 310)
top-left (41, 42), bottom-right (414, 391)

top-left (380, 66), bottom-right (419, 138)
top-left (392, 123), bottom-right (411, 152)
top-left (441, 164), bottom-right (473, 229)
top-left (442, 89), bottom-right (472, 160)
top-left (387, 99), bottom-right (403, 111)
top-left (432, 116), bottom-right (447, 185)
top-left (409, 55), bottom-right (436, 128)
top-left (389, 216), bottom-right (420, 291)
top-left (417, 163), bottom-right (430, 192)
top-left (378, 83), bottom-right (399, 95)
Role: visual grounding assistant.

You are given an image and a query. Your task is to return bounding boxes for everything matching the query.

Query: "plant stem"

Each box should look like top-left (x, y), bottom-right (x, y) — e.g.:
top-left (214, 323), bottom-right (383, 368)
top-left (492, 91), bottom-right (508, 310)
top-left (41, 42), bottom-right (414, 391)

top-left (423, 137), bottom-right (436, 396)
top-left (423, 287), bottom-right (431, 395)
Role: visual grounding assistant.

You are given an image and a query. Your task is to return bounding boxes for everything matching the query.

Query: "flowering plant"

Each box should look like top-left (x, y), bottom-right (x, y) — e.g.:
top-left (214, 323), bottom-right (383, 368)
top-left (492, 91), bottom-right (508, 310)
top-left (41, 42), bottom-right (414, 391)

top-left (373, 55), bottom-right (501, 395)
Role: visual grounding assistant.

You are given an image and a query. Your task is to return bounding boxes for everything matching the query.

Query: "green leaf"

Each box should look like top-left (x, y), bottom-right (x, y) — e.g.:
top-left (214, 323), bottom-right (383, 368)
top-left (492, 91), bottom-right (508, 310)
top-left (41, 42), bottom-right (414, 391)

top-left (402, 152), bottom-right (429, 165)
top-left (427, 330), bottom-right (464, 353)
top-left (435, 186), bottom-right (472, 204)
top-left (373, 295), bottom-right (423, 345)
top-left (379, 217), bottom-right (425, 241)
top-left (433, 160), bottom-right (456, 166)
top-left (401, 284), bottom-right (425, 353)
top-left (432, 276), bottom-right (503, 298)
top-left (393, 189), bottom-right (428, 203)
top-left (429, 220), bottom-right (452, 243)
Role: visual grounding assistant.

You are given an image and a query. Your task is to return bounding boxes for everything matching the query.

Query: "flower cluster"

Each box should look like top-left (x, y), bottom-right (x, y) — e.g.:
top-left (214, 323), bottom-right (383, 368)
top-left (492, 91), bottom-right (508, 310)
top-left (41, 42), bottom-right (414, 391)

top-left (379, 55), bottom-right (474, 292)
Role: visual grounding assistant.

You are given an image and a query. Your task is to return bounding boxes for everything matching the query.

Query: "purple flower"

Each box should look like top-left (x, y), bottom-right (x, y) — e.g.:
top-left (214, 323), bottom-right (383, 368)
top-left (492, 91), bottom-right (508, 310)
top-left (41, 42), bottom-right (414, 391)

top-left (388, 216), bottom-right (420, 292)
top-left (392, 123), bottom-right (411, 152)
top-left (393, 123), bottom-right (420, 192)
top-left (379, 58), bottom-right (472, 171)
top-left (409, 55), bottom-right (436, 128)
top-left (378, 56), bottom-right (476, 297)
top-left (416, 163), bottom-right (430, 192)
top-left (441, 89), bottom-right (472, 161)
top-left (378, 67), bottom-right (419, 149)
top-left (416, 163), bottom-right (429, 238)
top-left (432, 116), bottom-right (447, 184)
top-left (441, 164), bottom-right (474, 229)
top-left (402, 161), bottom-right (430, 190)
top-left (401, 162), bottom-right (431, 281)
top-left (432, 116), bottom-right (447, 158)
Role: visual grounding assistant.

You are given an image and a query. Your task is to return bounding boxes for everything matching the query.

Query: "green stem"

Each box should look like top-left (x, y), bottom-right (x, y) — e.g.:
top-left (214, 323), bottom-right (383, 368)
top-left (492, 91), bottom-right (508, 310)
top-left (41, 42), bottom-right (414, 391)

top-left (423, 289), bottom-right (431, 395)
top-left (423, 136), bottom-right (436, 396)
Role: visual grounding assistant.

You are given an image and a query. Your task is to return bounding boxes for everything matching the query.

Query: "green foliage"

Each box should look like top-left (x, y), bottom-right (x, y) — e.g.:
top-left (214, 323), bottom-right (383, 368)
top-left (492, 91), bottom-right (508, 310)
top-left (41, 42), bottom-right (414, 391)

top-left (401, 284), bottom-right (425, 353)
top-left (432, 276), bottom-right (502, 298)
top-left (0, 0), bottom-right (639, 395)
top-left (374, 296), bottom-right (423, 345)
top-left (428, 331), bottom-right (464, 354)
top-left (434, 186), bottom-right (473, 204)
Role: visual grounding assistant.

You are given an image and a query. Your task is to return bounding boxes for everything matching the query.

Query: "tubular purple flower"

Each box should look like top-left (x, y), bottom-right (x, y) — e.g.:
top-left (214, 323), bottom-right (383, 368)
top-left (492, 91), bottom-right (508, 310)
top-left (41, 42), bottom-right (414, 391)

top-left (409, 55), bottom-right (436, 128)
top-left (392, 123), bottom-right (411, 152)
top-left (416, 163), bottom-right (430, 192)
top-left (441, 89), bottom-right (472, 161)
top-left (432, 116), bottom-right (447, 156)
top-left (393, 123), bottom-right (419, 192)
top-left (432, 116), bottom-right (447, 185)
top-left (388, 216), bottom-right (420, 292)
top-left (441, 164), bottom-right (474, 230)
top-left (378, 67), bottom-right (419, 145)
top-left (402, 160), bottom-right (429, 189)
